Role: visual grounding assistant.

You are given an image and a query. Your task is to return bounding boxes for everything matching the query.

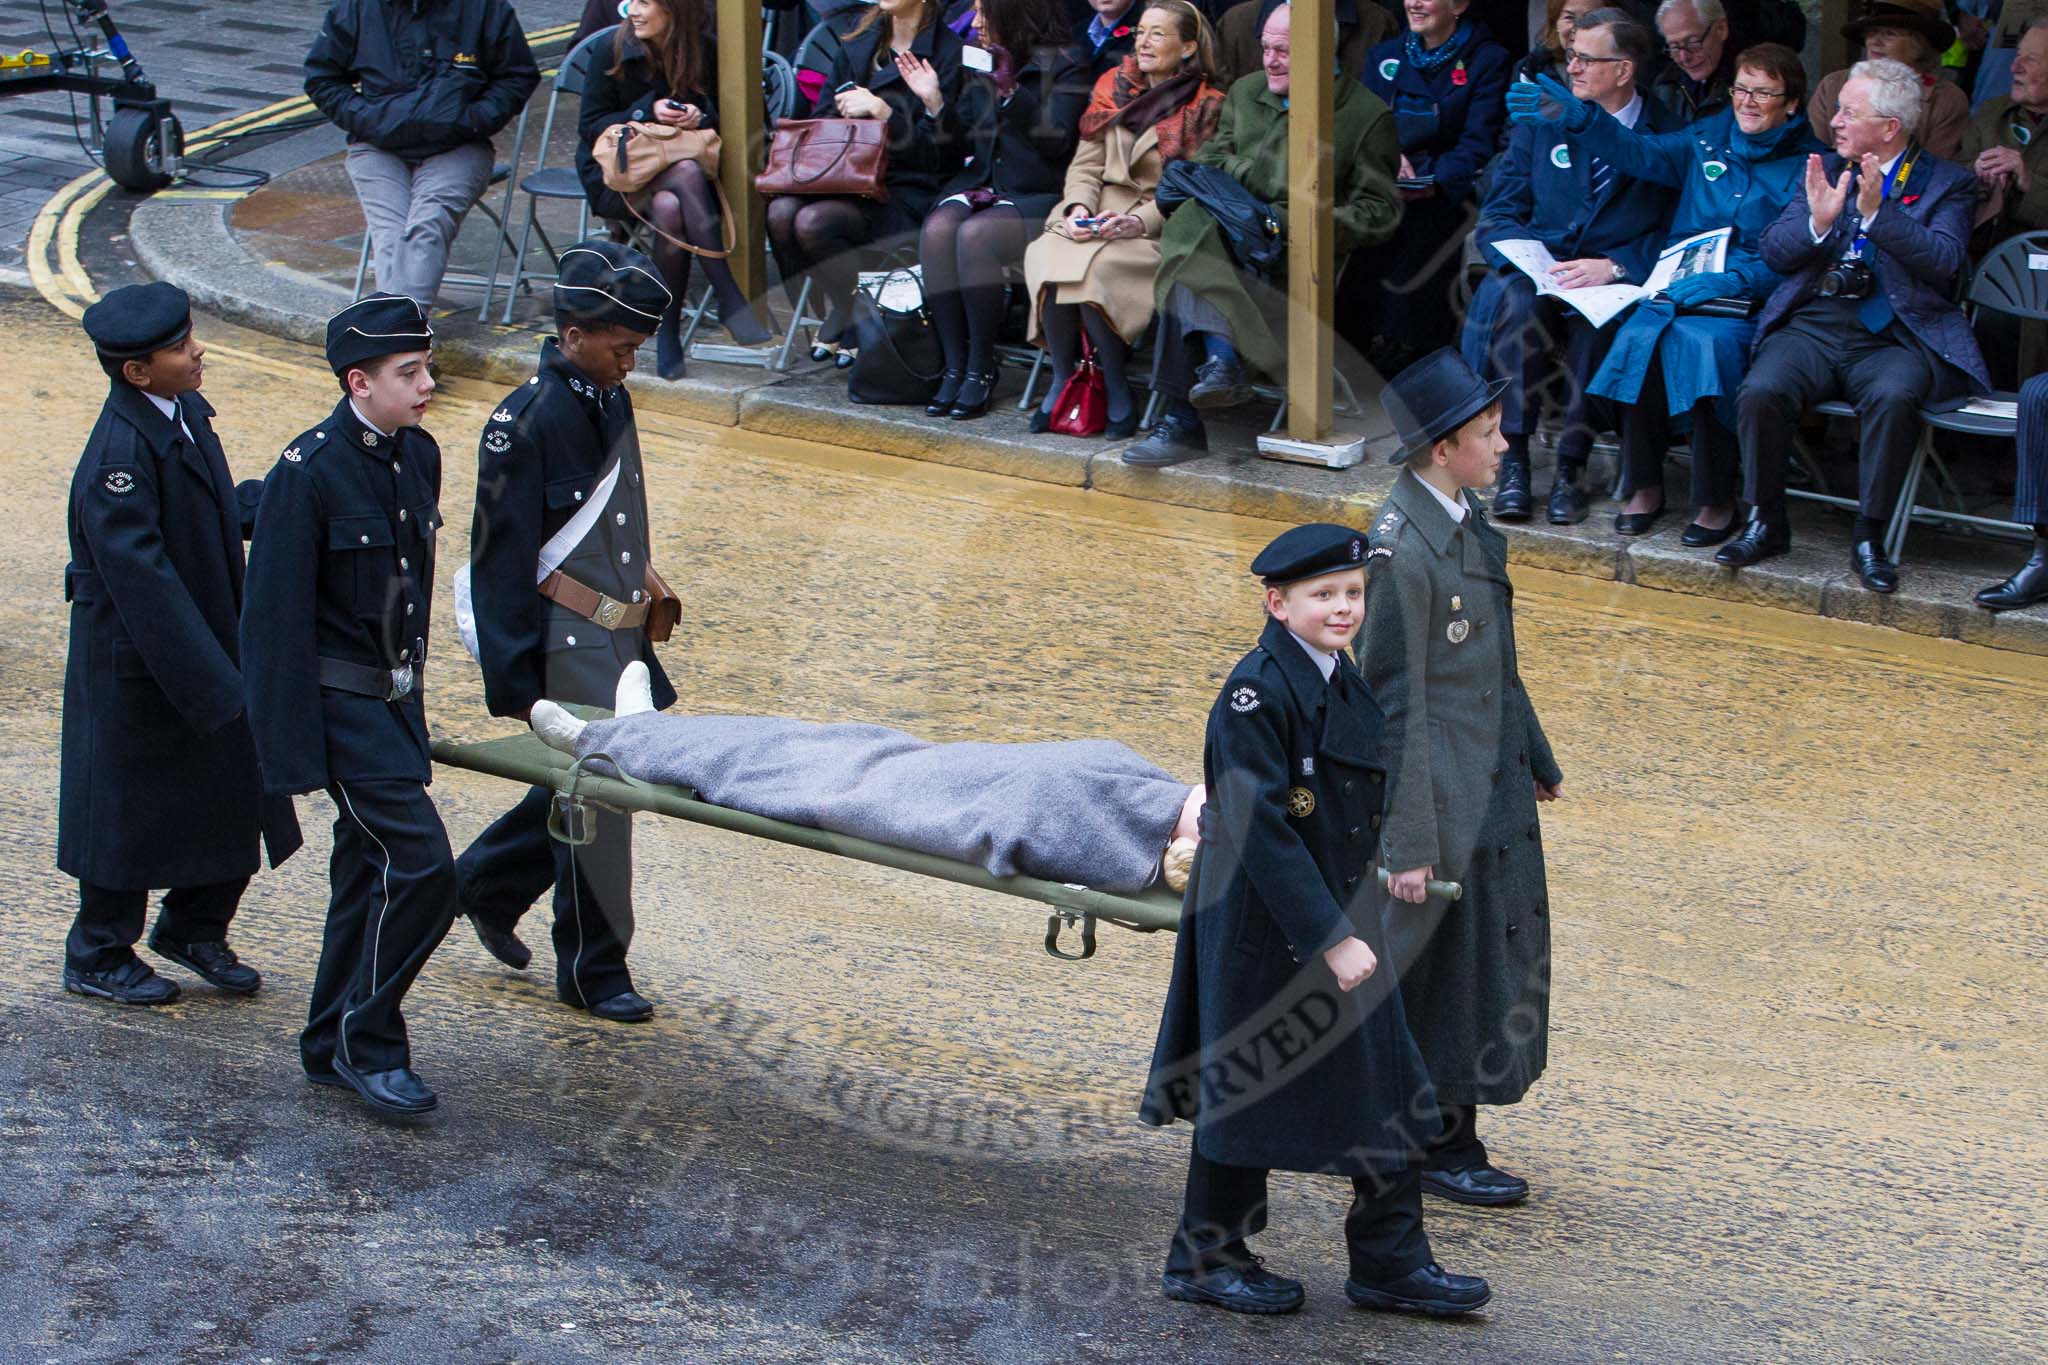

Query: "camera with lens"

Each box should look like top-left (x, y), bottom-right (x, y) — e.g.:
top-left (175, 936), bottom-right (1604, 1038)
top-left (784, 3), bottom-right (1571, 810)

top-left (1818, 260), bottom-right (1875, 300)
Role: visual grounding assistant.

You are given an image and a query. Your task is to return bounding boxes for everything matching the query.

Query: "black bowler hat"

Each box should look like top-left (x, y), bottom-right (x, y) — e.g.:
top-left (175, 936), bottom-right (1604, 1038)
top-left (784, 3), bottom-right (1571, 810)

top-left (1381, 347), bottom-right (1510, 465)
top-left (325, 294), bottom-right (434, 375)
top-left (1843, 0), bottom-right (1953, 53)
top-left (1251, 522), bottom-right (1369, 586)
top-left (553, 239), bottom-right (672, 333)
top-left (82, 281), bottom-right (191, 360)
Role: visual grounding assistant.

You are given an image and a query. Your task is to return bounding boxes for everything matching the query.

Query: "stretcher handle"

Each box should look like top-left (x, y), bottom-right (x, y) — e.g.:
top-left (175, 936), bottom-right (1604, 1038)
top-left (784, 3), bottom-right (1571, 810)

top-left (1375, 867), bottom-right (1464, 902)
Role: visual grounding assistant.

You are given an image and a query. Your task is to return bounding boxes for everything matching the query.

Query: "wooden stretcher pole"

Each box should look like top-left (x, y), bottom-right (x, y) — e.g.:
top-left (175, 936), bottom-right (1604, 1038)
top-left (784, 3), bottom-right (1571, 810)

top-left (1286, 0), bottom-right (1336, 443)
top-left (717, 0), bottom-right (767, 303)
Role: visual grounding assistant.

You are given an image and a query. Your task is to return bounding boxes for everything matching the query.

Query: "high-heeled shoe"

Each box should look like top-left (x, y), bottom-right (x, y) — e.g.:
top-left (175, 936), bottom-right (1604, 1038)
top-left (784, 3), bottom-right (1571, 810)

top-left (1102, 410), bottom-right (1139, 440)
top-left (834, 347), bottom-right (857, 371)
top-left (655, 323), bottom-right (686, 381)
top-left (927, 369), bottom-right (965, 417)
top-left (949, 369), bottom-right (998, 419)
top-left (1028, 405), bottom-right (1054, 434)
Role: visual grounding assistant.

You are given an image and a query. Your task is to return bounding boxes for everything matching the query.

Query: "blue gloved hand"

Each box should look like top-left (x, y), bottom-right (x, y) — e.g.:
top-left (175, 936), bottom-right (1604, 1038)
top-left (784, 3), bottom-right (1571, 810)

top-left (1666, 270), bottom-right (1742, 306)
top-left (1505, 74), bottom-right (1593, 132)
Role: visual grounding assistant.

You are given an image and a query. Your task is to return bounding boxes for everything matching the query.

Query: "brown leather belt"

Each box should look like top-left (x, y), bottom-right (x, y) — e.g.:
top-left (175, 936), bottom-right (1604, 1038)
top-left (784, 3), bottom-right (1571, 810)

top-left (538, 569), bottom-right (650, 631)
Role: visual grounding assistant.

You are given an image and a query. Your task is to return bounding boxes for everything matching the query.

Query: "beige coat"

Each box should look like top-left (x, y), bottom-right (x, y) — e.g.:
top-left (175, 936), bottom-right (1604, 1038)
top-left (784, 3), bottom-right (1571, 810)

top-left (1023, 122), bottom-right (1170, 343)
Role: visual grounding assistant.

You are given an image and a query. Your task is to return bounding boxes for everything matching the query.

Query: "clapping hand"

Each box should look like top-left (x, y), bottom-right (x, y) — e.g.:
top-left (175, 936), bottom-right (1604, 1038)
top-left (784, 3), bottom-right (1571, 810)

top-left (1805, 153), bottom-right (1851, 236)
top-left (1855, 152), bottom-right (1885, 222)
top-left (1976, 145), bottom-right (2026, 189)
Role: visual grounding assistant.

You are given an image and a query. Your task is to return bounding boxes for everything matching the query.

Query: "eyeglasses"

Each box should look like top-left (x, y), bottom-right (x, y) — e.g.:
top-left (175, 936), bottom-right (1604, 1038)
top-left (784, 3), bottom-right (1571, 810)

top-left (1664, 34), bottom-right (1712, 55)
top-left (1729, 84), bottom-right (1785, 102)
top-left (1564, 49), bottom-right (1627, 66)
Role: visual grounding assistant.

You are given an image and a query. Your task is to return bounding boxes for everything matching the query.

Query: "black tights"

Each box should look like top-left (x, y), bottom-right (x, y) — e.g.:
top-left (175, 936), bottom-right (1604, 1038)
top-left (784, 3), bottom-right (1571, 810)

top-left (920, 200), bottom-right (1027, 376)
top-left (766, 194), bottom-right (874, 345)
top-left (640, 162), bottom-right (765, 342)
top-left (1038, 300), bottom-right (1134, 423)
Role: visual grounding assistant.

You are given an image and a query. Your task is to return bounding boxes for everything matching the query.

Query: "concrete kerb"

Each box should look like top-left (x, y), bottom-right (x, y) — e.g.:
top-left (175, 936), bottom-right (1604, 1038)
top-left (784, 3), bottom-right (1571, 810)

top-left (115, 156), bottom-right (2048, 657)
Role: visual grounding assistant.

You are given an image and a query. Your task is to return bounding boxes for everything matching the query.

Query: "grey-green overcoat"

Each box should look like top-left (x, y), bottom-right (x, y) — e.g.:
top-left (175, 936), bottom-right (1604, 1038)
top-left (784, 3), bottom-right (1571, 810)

top-left (1355, 469), bottom-right (1561, 1106)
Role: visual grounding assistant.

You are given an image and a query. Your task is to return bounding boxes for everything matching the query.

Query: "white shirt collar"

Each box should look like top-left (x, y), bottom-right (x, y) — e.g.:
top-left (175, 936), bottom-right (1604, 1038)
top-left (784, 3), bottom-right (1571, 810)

top-left (1880, 148), bottom-right (1905, 176)
top-left (349, 399), bottom-right (393, 439)
top-left (142, 390), bottom-right (192, 439)
top-left (1614, 91), bottom-right (1643, 128)
top-left (1287, 628), bottom-right (1338, 681)
top-left (1418, 474), bottom-right (1470, 523)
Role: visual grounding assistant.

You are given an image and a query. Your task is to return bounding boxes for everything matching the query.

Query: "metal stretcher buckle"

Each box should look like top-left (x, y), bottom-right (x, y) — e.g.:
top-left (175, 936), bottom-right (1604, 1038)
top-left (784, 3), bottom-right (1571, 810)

top-left (1044, 910), bottom-right (1098, 961)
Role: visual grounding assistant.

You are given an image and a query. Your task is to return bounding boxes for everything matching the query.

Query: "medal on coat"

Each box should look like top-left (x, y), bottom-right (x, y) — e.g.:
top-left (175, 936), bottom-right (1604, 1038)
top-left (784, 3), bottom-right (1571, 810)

top-left (1447, 618), bottom-right (1470, 644)
top-left (1286, 787), bottom-right (1316, 818)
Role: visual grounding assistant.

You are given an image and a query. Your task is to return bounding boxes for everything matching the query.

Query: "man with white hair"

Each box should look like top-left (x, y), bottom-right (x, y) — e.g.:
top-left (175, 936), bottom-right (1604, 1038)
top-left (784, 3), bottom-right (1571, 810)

top-left (1726, 58), bottom-right (1990, 593)
top-left (1651, 0), bottom-right (1734, 121)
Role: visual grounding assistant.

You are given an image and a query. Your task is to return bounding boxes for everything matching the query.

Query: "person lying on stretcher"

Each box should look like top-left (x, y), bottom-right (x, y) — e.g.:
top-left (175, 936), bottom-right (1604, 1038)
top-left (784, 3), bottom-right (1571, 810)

top-left (531, 663), bottom-right (1207, 894)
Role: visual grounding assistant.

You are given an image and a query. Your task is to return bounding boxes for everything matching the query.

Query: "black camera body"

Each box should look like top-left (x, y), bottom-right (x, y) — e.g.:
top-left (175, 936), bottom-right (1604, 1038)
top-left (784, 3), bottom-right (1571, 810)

top-left (1819, 259), bottom-right (1876, 300)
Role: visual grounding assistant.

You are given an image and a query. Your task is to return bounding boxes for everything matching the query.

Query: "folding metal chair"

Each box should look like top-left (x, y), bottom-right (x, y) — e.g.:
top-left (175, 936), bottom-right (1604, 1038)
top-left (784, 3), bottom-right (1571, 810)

top-left (350, 164), bottom-right (520, 311)
top-left (489, 25), bottom-right (618, 325)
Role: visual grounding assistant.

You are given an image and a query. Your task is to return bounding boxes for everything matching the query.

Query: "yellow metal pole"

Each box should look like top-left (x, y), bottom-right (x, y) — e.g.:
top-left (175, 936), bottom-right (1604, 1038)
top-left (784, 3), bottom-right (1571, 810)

top-left (717, 0), bottom-right (767, 302)
top-left (1286, 0), bottom-right (1335, 442)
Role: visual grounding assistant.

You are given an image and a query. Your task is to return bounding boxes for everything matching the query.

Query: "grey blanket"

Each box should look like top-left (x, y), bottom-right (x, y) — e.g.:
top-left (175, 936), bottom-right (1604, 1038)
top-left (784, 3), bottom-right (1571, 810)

top-left (573, 714), bottom-right (1188, 893)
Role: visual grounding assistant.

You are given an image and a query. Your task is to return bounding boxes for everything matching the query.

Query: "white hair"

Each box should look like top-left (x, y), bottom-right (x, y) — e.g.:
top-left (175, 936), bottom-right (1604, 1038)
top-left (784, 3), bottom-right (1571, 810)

top-left (1847, 56), bottom-right (1924, 138)
top-left (1655, 0), bottom-right (1723, 28)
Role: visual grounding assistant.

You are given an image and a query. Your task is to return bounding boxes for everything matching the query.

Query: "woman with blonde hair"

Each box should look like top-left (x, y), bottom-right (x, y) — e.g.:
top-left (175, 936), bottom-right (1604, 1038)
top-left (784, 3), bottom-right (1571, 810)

top-left (1022, 0), bottom-right (1226, 436)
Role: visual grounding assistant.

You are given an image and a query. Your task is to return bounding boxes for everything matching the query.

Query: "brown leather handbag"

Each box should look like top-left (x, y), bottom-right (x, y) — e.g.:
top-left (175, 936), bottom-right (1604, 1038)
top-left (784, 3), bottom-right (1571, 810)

top-left (754, 118), bottom-right (890, 202)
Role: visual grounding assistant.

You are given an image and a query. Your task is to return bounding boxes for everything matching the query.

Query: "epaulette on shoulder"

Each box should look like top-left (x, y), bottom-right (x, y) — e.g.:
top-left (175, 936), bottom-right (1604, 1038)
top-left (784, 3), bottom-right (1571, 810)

top-left (276, 426), bottom-right (332, 468)
top-left (1365, 504), bottom-right (1405, 561)
top-left (489, 379), bottom-right (544, 428)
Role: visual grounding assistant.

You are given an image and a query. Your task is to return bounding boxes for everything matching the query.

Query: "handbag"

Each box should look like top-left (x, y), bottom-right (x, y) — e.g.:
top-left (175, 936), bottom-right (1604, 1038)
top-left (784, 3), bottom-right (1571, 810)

top-left (1154, 159), bottom-right (1284, 276)
top-left (1048, 336), bottom-right (1107, 436)
top-left (594, 121), bottom-right (734, 260)
top-left (845, 266), bottom-right (944, 405)
top-left (755, 118), bottom-right (890, 201)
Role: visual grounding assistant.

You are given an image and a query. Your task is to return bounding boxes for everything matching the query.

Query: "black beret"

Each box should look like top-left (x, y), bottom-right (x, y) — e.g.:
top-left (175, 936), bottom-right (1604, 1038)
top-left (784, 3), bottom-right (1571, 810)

top-left (1251, 522), bottom-right (1369, 586)
top-left (325, 294), bottom-right (434, 375)
top-left (83, 282), bottom-right (191, 360)
top-left (553, 239), bottom-right (672, 332)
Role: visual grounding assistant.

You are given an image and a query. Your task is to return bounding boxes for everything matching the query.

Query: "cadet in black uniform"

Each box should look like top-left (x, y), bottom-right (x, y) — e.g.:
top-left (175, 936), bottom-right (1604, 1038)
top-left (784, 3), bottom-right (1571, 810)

top-left (59, 283), bottom-right (302, 1005)
top-left (242, 295), bottom-right (456, 1118)
top-left (1139, 524), bottom-right (1491, 1320)
top-left (452, 241), bottom-right (677, 1022)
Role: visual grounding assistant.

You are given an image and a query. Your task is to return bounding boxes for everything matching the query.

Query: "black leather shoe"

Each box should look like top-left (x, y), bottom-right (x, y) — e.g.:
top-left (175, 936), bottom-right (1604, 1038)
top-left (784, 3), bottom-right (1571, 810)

top-left (926, 368), bottom-right (965, 416)
top-left (949, 369), bottom-right (999, 420)
top-left (468, 913), bottom-right (531, 971)
top-left (1187, 356), bottom-right (1253, 410)
top-left (330, 1059), bottom-right (438, 1116)
top-left (1614, 503), bottom-right (1665, 537)
top-left (1422, 1162), bottom-right (1531, 1206)
top-left (1492, 457), bottom-right (1533, 520)
top-left (834, 347), bottom-right (857, 371)
top-left (1161, 1264), bottom-right (1305, 1315)
top-left (808, 341), bottom-right (837, 364)
top-left (1975, 538), bottom-right (2048, 610)
top-left (1102, 410), bottom-right (1139, 441)
top-left (1547, 473), bottom-right (1589, 525)
top-left (579, 989), bottom-right (655, 1023)
top-left (147, 933), bottom-right (260, 994)
top-left (63, 958), bottom-right (179, 1005)
top-left (1715, 509), bottom-right (1791, 567)
top-left (655, 323), bottom-right (687, 381)
top-left (1345, 1262), bottom-right (1493, 1316)
top-left (1680, 516), bottom-right (1739, 548)
top-left (1027, 405), bottom-right (1053, 434)
top-left (1121, 412), bottom-right (1208, 467)
top-left (1852, 539), bottom-right (1899, 593)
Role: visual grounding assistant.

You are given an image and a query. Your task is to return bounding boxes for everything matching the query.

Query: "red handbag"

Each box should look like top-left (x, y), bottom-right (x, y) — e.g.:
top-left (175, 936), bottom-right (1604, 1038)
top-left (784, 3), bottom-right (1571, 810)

top-left (1049, 337), bottom-right (1107, 437)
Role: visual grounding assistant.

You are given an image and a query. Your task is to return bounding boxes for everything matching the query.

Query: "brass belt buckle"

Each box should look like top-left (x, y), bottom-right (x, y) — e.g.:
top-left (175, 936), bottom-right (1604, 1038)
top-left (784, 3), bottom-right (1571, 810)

top-left (593, 593), bottom-right (626, 630)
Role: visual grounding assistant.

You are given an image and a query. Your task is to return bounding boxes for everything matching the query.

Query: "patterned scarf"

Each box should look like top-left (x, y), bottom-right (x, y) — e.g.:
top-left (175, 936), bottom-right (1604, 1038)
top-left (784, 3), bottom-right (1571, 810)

top-left (1077, 57), bottom-right (1226, 162)
top-left (1403, 21), bottom-right (1471, 74)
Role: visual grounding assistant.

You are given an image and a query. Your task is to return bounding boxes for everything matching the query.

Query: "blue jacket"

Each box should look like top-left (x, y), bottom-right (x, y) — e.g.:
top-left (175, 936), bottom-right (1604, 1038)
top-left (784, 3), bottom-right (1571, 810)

top-left (1474, 95), bottom-right (1686, 283)
top-left (1569, 105), bottom-right (1820, 300)
top-left (1756, 147), bottom-right (1991, 398)
top-left (1362, 24), bottom-right (1512, 203)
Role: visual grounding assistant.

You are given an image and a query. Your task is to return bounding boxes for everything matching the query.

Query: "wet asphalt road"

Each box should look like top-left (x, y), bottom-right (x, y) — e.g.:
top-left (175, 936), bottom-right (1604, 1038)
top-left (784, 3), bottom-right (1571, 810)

top-left (1, 292), bottom-right (2044, 1363)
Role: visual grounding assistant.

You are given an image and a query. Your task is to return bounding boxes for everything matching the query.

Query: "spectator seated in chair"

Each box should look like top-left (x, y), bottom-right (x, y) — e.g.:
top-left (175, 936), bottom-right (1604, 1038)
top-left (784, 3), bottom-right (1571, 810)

top-left (1461, 8), bottom-right (1679, 526)
top-left (578, 0), bottom-right (773, 382)
top-left (1214, 0), bottom-right (1394, 85)
top-left (1518, 0), bottom-right (1611, 82)
top-left (1024, 0), bottom-right (1228, 438)
top-left (919, 0), bottom-right (1092, 420)
top-left (1726, 57), bottom-right (1991, 593)
top-left (1348, 0), bottom-right (1512, 366)
top-left (1077, 0), bottom-right (1145, 78)
top-left (1963, 20), bottom-right (2048, 246)
top-left (1973, 370), bottom-right (2048, 612)
top-left (303, 0), bottom-right (539, 307)
top-left (1122, 3), bottom-right (1402, 467)
top-left (1513, 43), bottom-right (1819, 544)
top-left (1808, 0), bottom-right (1971, 162)
top-left (1650, 0), bottom-right (1734, 122)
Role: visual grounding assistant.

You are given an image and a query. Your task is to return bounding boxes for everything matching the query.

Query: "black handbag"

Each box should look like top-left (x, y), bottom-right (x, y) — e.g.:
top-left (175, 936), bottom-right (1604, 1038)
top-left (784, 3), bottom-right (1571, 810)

top-left (1155, 160), bottom-right (1285, 276)
top-left (846, 266), bottom-right (944, 406)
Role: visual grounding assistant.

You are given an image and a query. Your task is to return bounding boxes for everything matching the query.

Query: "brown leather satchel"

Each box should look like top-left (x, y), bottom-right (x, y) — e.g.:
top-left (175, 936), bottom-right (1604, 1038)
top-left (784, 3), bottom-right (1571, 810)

top-left (754, 118), bottom-right (890, 202)
top-left (642, 563), bottom-right (681, 642)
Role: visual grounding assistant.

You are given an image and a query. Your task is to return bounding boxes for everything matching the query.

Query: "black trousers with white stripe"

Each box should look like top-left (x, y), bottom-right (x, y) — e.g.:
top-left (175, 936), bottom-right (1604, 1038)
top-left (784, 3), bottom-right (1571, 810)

top-left (302, 779), bottom-right (459, 1077)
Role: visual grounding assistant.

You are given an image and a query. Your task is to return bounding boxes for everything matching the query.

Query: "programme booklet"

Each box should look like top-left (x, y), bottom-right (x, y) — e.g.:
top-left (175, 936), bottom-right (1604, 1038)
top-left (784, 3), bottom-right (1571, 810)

top-left (1489, 226), bottom-right (1733, 328)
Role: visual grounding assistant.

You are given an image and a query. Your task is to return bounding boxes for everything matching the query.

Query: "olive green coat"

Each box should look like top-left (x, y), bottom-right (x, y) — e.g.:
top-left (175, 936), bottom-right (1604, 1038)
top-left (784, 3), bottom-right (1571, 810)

top-left (1356, 469), bottom-right (1561, 1107)
top-left (1152, 73), bottom-right (1401, 379)
top-left (1960, 99), bottom-right (2048, 236)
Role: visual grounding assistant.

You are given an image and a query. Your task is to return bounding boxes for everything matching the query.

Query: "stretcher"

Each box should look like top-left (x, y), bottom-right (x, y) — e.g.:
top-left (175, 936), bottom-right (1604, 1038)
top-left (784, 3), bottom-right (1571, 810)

top-left (430, 726), bottom-right (1463, 963)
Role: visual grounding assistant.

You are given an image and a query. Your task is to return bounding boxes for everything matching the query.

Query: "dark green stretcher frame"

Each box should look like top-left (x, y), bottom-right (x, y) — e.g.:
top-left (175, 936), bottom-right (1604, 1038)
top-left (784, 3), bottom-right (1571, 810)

top-left (429, 729), bottom-right (1185, 961)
